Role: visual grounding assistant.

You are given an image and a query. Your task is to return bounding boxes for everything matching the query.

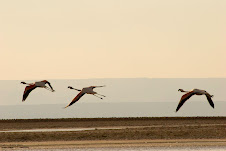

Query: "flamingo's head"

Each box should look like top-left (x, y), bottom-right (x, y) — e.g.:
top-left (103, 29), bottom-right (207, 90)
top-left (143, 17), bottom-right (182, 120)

top-left (178, 89), bottom-right (183, 92)
top-left (42, 80), bottom-right (48, 83)
top-left (21, 82), bottom-right (26, 84)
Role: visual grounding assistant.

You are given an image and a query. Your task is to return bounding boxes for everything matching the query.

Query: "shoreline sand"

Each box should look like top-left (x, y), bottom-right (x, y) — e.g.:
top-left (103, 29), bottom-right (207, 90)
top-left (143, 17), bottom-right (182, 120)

top-left (0, 117), bottom-right (225, 149)
top-left (1, 139), bottom-right (226, 149)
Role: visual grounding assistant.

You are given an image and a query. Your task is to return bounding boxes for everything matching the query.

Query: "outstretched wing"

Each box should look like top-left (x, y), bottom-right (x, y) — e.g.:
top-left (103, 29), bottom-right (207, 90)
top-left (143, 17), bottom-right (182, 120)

top-left (205, 94), bottom-right (214, 108)
top-left (22, 85), bottom-right (37, 101)
top-left (65, 92), bottom-right (85, 108)
top-left (176, 91), bottom-right (195, 112)
top-left (91, 85), bottom-right (105, 89)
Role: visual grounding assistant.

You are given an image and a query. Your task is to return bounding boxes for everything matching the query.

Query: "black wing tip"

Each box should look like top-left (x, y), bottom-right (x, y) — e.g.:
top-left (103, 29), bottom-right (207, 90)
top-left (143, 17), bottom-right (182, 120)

top-left (22, 96), bottom-right (27, 102)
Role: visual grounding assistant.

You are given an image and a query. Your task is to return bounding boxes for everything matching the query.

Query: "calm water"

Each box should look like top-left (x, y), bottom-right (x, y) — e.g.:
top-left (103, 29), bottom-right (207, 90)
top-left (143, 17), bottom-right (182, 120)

top-left (5, 146), bottom-right (226, 151)
top-left (1, 78), bottom-right (226, 119)
top-left (0, 102), bottom-right (226, 119)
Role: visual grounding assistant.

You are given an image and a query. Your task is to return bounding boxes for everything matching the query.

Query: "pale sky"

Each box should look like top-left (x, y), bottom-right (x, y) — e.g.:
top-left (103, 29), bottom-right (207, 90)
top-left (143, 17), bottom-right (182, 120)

top-left (0, 0), bottom-right (225, 80)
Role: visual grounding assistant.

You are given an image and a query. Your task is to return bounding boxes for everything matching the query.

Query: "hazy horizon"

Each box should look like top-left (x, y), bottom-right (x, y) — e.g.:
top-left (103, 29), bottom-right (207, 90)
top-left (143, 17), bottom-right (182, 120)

top-left (1, 1), bottom-right (225, 119)
top-left (1, 78), bottom-right (225, 105)
top-left (0, 78), bottom-right (225, 118)
top-left (0, 102), bottom-right (225, 119)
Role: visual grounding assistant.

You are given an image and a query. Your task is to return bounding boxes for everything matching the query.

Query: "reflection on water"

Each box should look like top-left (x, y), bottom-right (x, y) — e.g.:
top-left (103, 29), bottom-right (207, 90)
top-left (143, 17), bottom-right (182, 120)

top-left (7, 146), bottom-right (226, 151)
top-left (0, 127), bottom-right (128, 133)
top-left (1, 124), bottom-right (225, 133)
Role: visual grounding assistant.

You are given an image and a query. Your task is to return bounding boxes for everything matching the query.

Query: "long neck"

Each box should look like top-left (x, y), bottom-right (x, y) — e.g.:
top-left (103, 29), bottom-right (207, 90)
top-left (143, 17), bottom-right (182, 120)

top-left (73, 88), bottom-right (81, 91)
top-left (21, 82), bottom-right (32, 85)
top-left (178, 89), bottom-right (188, 92)
top-left (68, 86), bottom-right (81, 91)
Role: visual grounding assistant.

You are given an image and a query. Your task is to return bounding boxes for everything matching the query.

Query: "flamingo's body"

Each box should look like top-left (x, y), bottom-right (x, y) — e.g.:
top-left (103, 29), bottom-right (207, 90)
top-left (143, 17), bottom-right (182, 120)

top-left (21, 80), bottom-right (55, 101)
top-left (176, 88), bottom-right (214, 112)
top-left (65, 86), bottom-right (105, 108)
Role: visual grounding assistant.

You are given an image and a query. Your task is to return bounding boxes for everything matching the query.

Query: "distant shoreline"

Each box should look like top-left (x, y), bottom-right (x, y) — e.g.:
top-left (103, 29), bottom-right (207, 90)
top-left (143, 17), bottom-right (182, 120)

top-left (0, 117), bottom-right (225, 144)
top-left (0, 116), bottom-right (226, 121)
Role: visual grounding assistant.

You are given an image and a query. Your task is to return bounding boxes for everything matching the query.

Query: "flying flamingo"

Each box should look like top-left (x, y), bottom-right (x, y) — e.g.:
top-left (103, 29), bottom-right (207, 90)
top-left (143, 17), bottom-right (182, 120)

top-left (21, 80), bottom-right (55, 101)
top-left (176, 88), bottom-right (214, 112)
top-left (65, 85), bottom-right (106, 108)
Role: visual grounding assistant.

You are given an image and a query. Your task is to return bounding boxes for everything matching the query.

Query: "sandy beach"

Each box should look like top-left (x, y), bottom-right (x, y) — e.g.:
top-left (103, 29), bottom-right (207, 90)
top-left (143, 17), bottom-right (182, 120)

top-left (0, 117), bottom-right (225, 149)
top-left (1, 139), bottom-right (226, 149)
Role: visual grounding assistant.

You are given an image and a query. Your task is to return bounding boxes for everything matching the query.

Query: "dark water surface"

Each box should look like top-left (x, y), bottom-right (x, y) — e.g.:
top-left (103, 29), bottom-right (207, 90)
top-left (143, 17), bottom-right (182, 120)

top-left (5, 146), bottom-right (226, 151)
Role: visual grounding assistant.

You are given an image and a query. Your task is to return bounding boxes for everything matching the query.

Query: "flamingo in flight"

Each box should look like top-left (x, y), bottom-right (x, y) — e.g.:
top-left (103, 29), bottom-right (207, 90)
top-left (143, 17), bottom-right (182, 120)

top-left (176, 88), bottom-right (214, 112)
top-left (65, 85), bottom-right (106, 108)
top-left (21, 80), bottom-right (55, 101)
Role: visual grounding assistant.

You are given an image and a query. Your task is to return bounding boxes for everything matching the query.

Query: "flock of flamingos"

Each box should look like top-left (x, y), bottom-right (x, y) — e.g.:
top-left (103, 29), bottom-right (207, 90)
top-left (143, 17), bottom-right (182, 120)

top-left (21, 80), bottom-right (215, 112)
